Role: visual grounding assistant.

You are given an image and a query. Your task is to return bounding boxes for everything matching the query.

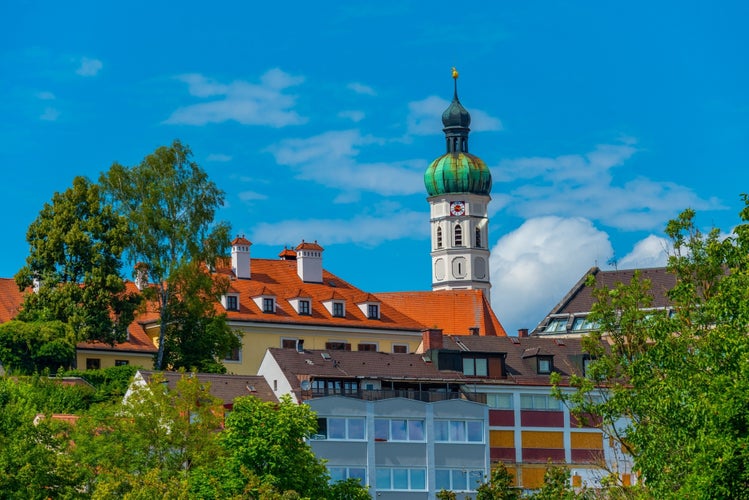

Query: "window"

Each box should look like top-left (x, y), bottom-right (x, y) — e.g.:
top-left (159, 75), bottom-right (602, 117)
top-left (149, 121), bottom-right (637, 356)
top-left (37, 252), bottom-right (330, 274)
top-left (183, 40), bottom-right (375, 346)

top-left (357, 343), bottom-right (377, 352)
top-left (486, 393), bottom-right (513, 409)
top-left (315, 417), bottom-right (366, 440)
top-left (367, 304), bottom-right (380, 319)
top-left (325, 341), bottom-right (351, 351)
top-left (224, 346), bottom-right (241, 362)
top-left (328, 467), bottom-right (366, 485)
top-left (436, 227), bottom-right (443, 248)
top-left (434, 420), bottom-right (484, 443)
top-left (520, 393), bottom-right (562, 411)
top-left (583, 356), bottom-right (595, 378)
top-left (463, 356), bottom-right (488, 376)
top-left (262, 297), bottom-right (275, 313)
top-left (298, 299), bottom-right (311, 315)
top-left (537, 356), bottom-right (553, 374)
top-left (374, 419), bottom-right (425, 442)
top-left (376, 468), bottom-right (426, 491)
top-left (86, 358), bottom-right (100, 370)
top-left (114, 360), bottom-right (129, 367)
top-left (282, 338), bottom-right (298, 349)
top-left (454, 224), bottom-right (463, 246)
top-left (392, 344), bottom-right (408, 354)
top-left (572, 316), bottom-right (597, 331)
top-left (226, 295), bottom-right (238, 311)
top-left (332, 302), bottom-right (345, 318)
top-left (436, 469), bottom-right (484, 492)
top-left (544, 317), bottom-right (568, 333)
top-left (312, 379), bottom-right (359, 396)
top-left (475, 227), bottom-right (482, 248)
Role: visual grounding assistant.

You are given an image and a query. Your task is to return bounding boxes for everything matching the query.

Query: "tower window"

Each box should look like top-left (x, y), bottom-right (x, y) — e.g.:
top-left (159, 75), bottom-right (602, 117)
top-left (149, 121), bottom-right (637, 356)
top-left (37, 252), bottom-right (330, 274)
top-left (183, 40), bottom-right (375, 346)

top-left (454, 224), bottom-right (463, 246)
top-left (436, 227), bottom-right (443, 249)
top-left (475, 227), bottom-right (481, 248)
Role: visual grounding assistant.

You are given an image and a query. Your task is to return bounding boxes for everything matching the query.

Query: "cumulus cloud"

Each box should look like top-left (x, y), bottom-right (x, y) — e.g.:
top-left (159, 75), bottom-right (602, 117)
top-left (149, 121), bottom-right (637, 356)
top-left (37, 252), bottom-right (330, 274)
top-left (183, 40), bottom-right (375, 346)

top-left (164, 68), bottom-right (306, 127)
top-left (347, 82), bottom-right (376, 96)
top-left (266, 129), bottom-right (425, 196)
top-left (490, 216), bottom-right (613, 334)
top-left (494, 141), bottom-right (724, 232)
top-left (616, 235), bottom-right (671, 269)
top-left (238, 191), bottom-right (268, 202)
top-left (407, 96), bottom-right (502, 135)
top-left (76, 57), bottom-right (103, 76)
top-left (251, 209), bottom-right (426, 247)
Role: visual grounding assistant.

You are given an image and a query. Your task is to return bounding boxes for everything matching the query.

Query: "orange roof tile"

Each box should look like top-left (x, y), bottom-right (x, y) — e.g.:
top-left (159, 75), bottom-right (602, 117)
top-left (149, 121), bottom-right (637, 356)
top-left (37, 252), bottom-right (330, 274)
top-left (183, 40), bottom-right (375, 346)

top-left (376, 289), bottom-right (507, 336)
top-left (295, 240), bottom-right (324, 251)
top-left (0, 278), bottom-right (25, 323)
top-left (231, 236), bottom-right (252, 245)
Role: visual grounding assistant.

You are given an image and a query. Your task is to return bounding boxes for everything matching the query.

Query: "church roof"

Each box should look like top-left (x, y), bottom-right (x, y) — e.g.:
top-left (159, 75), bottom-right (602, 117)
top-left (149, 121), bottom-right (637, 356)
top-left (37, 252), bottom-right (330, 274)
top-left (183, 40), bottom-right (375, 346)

top-left (424, 152), bottom-right (492, 196)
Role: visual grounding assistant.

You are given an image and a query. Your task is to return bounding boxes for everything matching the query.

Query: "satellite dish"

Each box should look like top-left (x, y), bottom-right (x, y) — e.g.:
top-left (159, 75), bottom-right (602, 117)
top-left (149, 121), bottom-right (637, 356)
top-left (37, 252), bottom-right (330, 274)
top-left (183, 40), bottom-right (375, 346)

top-left (301, 380), bottom-right (311, 391)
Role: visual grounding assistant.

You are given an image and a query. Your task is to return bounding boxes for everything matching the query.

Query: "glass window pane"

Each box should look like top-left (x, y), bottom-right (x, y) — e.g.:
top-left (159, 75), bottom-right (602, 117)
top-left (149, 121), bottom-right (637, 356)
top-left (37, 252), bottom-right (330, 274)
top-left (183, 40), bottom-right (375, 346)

top-left (469, 470), bottom-right (484, 490)
top-left (349, 468), bottom-right (366, 484)
top-left (450, 420), bottom-right (466, 442)
top-left (463, 357), bottom-right (475, 376)
top-left (475, 358), bottom-right (488, 376)
top-left (452, 469), bottom-right (468, 491)
top-left (329, 467), bottom-right (345, 482)
top-left (375, 419), bottom-right (389, 440)
top-left (520, 394), bottom-right (533, 409)
top-left (410, 469), bottom-right (426, 490)
top-left (328, 418), bottom-right (346, 439)
top-left (391, 420), bottom-right (408, 441)
top-left (348, 418), bottom-right (365, 440)
top-left (376, 469), bottom-right (391, 489)
top-left (434, 420), bottom-right (449, 441)
top-left (467, 420), bottom-right (483, 442)
top-left (393, 469), bottom-right (409, 489)
top-left (408, 420), bottom-right (425, 441)
top-left (436, 469), bottom-right (451, 490)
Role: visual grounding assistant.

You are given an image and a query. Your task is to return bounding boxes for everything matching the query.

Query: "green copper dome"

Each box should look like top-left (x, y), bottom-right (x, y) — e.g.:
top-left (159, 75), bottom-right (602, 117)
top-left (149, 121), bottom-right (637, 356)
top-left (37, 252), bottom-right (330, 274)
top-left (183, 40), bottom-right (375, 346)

top-left (425, 71), bottom-right (491, 197)
top-left (425, 152), bottom-right (492, 196)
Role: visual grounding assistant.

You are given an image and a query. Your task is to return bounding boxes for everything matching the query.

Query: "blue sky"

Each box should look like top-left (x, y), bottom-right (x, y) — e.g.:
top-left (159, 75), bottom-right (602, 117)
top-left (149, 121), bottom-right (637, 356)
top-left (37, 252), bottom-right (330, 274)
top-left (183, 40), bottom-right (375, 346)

top-left (2, 1), bottom-right (747, 333)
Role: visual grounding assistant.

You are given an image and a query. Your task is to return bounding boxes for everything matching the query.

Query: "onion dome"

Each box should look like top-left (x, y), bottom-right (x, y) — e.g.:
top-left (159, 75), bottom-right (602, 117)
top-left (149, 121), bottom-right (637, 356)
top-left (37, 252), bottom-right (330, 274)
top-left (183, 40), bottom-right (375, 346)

top-left (424, 68), bottom-right (492, 196)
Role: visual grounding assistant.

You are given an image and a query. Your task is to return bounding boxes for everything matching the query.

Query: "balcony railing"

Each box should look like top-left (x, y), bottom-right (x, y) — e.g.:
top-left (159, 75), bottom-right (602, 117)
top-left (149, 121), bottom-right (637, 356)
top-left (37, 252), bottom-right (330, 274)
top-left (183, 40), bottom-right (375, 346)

top-left (310, 388), bottom-right (487, 404)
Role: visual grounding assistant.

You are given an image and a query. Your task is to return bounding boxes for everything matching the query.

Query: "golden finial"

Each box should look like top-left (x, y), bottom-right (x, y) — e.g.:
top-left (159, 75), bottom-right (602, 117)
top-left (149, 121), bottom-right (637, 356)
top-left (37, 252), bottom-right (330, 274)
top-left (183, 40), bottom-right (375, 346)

top-left (451, 67), bottom-right (459, 79)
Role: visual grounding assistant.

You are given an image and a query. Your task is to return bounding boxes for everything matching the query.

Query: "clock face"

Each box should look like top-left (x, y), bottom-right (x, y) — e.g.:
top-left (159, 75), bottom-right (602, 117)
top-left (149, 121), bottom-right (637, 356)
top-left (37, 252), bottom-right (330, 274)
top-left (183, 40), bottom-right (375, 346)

top-left (450, 201), bottom-right (466, 216)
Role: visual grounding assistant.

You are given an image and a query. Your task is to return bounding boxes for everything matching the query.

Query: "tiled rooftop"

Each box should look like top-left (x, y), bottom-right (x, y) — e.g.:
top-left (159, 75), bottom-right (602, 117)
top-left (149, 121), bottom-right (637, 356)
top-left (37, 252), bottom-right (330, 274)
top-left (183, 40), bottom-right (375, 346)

top-left (137, 370), bottom-right (277, 405)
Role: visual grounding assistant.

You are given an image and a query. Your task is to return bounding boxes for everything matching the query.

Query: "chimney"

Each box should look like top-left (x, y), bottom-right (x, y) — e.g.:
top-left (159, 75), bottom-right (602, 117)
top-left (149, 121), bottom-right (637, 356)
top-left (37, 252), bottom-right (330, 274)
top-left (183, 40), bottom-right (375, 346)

top-left (422, 328), bottom-right (444, 351)
top-left (518, 328), bottom-right (529, 338)
top-left (231, 236), bottom-right (252, 279)
top-left (295, 240), bottom-right (324, 283)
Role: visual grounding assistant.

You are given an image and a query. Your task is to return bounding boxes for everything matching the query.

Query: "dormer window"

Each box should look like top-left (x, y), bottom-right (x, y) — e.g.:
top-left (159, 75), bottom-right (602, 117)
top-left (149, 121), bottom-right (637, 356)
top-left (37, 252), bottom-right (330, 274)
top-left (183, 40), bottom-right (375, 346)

top-left (262, 297), bottom-right (275, 313)
top-left (544, 317), bottom-right (568, 333)
top-left (333, 301), bottom-right (345, 318)
top-left (463, 356), bottom-right (488, 377)
top-left (367, 304), bottom-right (380, 319)
top-left (227, 295), bottom-right (238, 311)
top-left (537, 356), bottom-right (554, 374)
top-left (299, 299), bottom-right (311, 315)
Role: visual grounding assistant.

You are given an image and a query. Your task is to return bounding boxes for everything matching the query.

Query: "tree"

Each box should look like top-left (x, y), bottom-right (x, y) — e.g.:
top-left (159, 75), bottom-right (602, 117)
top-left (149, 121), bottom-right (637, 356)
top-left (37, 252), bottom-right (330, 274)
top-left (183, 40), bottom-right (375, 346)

top-left (476, 462), bottom-right (521, 500)
top-left (99, 140), bottom-right (233, 370)
top-left (528, 462), bottom-right (576, 500)
top-left (557, 196), bottom-right (749, 498)
top-left (211, 394), bottom-right (331, 498)
top-left (14, 176), bottom-right (140, 347)
top-left (0, 320), bottom-right (76, 374)
top-left (71, 371), bottom-right (226, 497)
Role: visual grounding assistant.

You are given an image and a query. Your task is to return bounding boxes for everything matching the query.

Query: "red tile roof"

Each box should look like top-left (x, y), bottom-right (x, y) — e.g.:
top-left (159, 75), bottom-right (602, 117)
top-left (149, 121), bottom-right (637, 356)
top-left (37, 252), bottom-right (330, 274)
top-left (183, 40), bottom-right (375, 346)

top-left (376, 289), bottom-right (507, 336)
top-left (137, 370), bottom-right (277, 405)
top-left (0, 278), bottom-right (25, 323)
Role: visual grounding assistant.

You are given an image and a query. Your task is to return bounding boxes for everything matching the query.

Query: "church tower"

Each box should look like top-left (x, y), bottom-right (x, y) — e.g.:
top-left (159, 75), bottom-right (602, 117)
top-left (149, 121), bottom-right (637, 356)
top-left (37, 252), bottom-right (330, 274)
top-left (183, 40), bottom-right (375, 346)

top-left (424, 69), bottom-right (492, 298)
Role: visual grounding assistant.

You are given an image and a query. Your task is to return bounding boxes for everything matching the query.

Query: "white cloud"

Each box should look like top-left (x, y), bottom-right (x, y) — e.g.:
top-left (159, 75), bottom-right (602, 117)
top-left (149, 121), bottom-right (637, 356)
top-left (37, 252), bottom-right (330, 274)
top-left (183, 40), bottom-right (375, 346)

top-left (338, 110), bottom-right (365, 122)
top-left (347, 82), bottom-right (377, 96)
top-left (238, 191), bottom-right (268, 202)
top-left (494, 141), bottom-right (724, 232)
top-left (165, 69), bottom-right (306, 127)
top-left (206, 153), bottom-right (232, 162)
top-left (76, 57), bottom-right (103, 76)
top-left (616, 235), bottom-right (671, 269)
top-left (490, 216), bottom-right (613, 334)
top-left (267, 129), bottom-right (425, 196)
top-left (36, 91), bottom-right (55, 100)
top-left (407, 95), bottom-right (502, 135)
top-left (251, 209), bottom-right (426, 247)
top-left (40, 107), bottom-right (60, 121)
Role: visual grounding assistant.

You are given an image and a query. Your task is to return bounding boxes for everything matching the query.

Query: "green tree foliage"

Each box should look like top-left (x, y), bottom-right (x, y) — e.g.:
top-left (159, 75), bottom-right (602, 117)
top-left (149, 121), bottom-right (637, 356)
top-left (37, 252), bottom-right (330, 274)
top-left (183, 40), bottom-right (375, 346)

top-left (528, 462), bottom-right (576, 500)
top-left (99, 140), bottom-right (233, 370)
top-left (208, 394), bottom-right (331, 499)
top-left (476, 462), bottom-right (521, 500)
top-left (15, 176), bottom-right (140, 346)
top-left (0, 320), bottom-right (76, 374)
top-left (557, 197), bottom-right (749, 498)
top-left (72, 372), bottom-right (226, 497)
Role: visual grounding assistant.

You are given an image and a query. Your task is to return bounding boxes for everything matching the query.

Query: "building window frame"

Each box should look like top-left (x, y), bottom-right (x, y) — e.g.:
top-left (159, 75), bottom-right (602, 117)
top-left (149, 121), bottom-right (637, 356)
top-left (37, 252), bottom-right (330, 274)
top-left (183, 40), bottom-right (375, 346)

top-left (463, 356), bottom-right (488, 377)
top-left (374, 418), bottom-right (425, 442)
top-left (376, 468), bottom-right (427, 491)
top-left (332, 301), bottom-right (345, 318)
top-left (367, 304), bottom-right (380, 319)
top-left (434, 419), bottom-right (484, 443)
top-left (392, 344), bottom-right (409, 354)
top-left (314, 417), bottom-right (366, 441)
top-left (298, 299), bottom-right (311, 315)
top-left (226, 295), bottom-right (239, 311)
top-left (262, 297), bottom-right (275, 313)
top-left (454, 224), bottom-right (463, 246)
top-left (114, 360), bottom-right (129, 367)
